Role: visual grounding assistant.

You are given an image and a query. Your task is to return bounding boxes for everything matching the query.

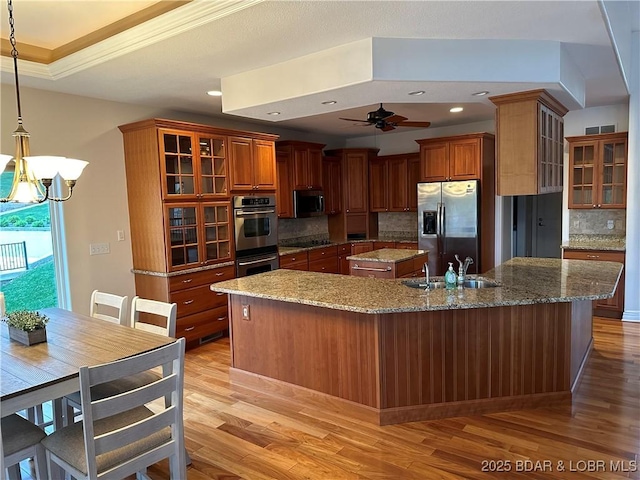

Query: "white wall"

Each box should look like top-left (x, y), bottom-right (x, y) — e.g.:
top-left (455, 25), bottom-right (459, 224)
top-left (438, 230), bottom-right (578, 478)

top-left (0, 84), bottom-right (339, 315)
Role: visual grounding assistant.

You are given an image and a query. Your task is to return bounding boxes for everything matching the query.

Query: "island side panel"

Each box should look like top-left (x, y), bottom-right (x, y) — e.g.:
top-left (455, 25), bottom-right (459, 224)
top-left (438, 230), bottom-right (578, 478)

top-left (228, 295), bottom-right (380, 408)
top-left (378, 303), bottom-right (573, 413)
top-left (570, 299), bottom-right (593, 391)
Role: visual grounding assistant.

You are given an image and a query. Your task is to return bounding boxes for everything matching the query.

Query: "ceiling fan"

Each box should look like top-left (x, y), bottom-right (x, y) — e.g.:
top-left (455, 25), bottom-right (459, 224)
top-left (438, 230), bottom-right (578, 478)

top-left (339, 103), bottom-right (431, 132)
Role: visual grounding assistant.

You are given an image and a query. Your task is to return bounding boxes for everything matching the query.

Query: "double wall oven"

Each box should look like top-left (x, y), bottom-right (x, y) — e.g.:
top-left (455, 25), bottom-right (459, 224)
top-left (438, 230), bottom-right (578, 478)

top-left (233, 195), bottom-right (279, 277)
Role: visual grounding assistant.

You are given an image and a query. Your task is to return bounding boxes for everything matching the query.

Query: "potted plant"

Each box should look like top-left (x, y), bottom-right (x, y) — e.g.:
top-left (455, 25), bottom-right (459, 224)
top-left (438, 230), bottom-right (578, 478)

top-left (2, 310), bottom-right (49, 346)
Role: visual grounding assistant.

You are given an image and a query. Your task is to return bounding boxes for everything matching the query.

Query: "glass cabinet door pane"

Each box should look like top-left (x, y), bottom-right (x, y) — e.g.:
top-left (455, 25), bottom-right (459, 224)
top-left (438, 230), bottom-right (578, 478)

top-left (198, 136), bottom-right (227, 196)
top-left (167, 206), bottom-right (199, 268)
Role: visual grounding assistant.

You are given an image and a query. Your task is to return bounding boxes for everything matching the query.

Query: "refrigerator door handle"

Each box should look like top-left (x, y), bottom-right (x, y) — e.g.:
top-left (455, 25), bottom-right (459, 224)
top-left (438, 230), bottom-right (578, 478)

top-left (441, 203), bottom-right (446, 254)
top-left (436, 202), bottom-right (443, 256)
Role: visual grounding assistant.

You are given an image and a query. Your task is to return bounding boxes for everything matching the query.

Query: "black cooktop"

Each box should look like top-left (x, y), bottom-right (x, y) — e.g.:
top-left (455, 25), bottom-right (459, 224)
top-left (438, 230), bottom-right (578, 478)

top-left (290, 239), bottom-right (333, 248)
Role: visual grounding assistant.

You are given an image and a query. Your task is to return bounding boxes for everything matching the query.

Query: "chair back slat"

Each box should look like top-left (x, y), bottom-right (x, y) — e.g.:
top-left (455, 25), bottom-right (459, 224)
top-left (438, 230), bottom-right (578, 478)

top-left (130, 296), bottom-right (177, 338)
top-left (93, 408), bottom-right (175, 456)
top-left (78, 338), bottom-right (186, 479)
top-left (90, 290), bottom-right (128, 325)
top-left (91, 376), bottom-right (176, 421)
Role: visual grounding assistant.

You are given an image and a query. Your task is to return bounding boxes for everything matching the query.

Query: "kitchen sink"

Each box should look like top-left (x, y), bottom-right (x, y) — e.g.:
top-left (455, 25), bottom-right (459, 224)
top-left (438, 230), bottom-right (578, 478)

top-left (401, 278), bottom-right (498, 290)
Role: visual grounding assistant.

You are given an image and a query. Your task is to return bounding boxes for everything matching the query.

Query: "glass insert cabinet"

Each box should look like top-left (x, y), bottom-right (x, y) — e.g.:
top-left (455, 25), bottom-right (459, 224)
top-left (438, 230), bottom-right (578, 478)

top-left (567, 132), bottom-right (628, 209)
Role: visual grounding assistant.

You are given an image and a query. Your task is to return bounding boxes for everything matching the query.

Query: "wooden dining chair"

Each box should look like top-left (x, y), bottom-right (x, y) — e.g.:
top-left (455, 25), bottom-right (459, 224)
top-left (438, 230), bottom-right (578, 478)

top-left (63, 296), bottom-right (177, 426)
top-left (41, 338), bottom-right (187, 480)
top-left (1, 413), bottom-right (48, 480)
top-left (89, 290), bottom-right (128, 325)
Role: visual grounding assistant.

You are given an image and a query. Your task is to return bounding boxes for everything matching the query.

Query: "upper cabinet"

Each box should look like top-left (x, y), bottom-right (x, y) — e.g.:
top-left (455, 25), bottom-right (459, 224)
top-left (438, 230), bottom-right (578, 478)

top-left (229, 136), bottom-right (278, 192)
top-left (276, 150), bottom-right (293, 218)
top-left (416, 133), bottom-right (493, 183)
top-left (276, 141), bottom-right (325, 191)
top-left (370, 153), bottom-right (420, 212)
top-left (159, 129), bottom-right (229, 200)
top-left (322, 156), bottom-right (342, 215)
top-left (567, 132), bottom-right (628, 209)
top-left (489, 89), bottom-right (568, 196)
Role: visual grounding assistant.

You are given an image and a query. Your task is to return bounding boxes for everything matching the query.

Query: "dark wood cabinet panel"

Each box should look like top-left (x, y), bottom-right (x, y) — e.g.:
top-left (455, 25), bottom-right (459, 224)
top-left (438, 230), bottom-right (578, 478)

top-left (449, 138), bottom-right (481, 179)
top-left (323, 157), bottom-right (342, 215)
top-left (418, 137), bottom-right (483, 182)
top-left (369, 158), bottom-right (388, 212)
top-left (407, 156), bottom-right (420, 211)
top-left (344, 152), bottom-right (369, 213)
top-left (252, 139), bottom-right (277, 190)
top-left (276, 154), bottom-right (293, 218)
top-left (419, 142), bottom-right (448, 182)
top-left (228, 136), bottom-right (254, 191)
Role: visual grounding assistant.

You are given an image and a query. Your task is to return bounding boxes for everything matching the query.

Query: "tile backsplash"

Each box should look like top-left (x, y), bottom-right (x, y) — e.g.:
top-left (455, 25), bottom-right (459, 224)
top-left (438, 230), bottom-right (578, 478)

top-left (278, 216), bottom-right (329, 243)
top-left (569, 209), bottom-right (626, 235)
top-left (378, 212), bottom-right (417, 239)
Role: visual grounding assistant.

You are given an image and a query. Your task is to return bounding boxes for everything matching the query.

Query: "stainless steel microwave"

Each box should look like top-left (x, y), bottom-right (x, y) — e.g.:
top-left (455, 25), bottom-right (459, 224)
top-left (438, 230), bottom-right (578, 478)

top-left (293, 189), bottom-right (325, 218)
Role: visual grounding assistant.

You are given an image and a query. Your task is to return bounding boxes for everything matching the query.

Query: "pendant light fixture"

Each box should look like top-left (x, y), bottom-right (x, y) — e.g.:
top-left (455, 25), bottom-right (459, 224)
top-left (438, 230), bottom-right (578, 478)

top-left (1, 0), bottom-right (88, 203)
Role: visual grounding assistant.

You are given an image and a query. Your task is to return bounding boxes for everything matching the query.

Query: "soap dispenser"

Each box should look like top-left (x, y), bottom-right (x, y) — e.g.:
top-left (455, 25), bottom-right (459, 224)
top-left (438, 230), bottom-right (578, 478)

top-left (444, 262), bottom-right (457, 290)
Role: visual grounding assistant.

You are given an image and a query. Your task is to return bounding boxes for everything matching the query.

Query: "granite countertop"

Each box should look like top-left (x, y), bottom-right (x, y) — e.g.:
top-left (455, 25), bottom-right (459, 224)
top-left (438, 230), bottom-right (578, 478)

top-left (132, 261), bottom-right (234, 277)
top-left (561, 234), bottom-right (626, 252)
top-left (210, 257), bottom-right (623, 314)
top-left (346, 248), bottom-right (427, 263)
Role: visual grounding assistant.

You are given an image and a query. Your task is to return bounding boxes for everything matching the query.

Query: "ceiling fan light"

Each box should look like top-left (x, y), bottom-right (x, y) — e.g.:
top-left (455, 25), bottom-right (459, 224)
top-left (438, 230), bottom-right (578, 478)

top-left (267, 111), bottom-right (280, 116)
top-left (206, 90), bottom-right (222, 97)
top-left (450, 107), bottom-right (464, 113)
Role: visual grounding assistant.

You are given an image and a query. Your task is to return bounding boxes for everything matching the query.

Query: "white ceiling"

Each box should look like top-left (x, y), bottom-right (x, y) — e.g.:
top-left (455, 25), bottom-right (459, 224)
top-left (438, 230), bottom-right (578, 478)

top-left (0, 0), bottom-right (636, 138)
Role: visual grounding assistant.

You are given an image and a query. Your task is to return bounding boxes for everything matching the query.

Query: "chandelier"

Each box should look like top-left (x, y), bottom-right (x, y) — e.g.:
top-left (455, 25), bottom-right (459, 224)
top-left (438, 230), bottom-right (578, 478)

top-left (0, 0), bottom-right (87, 203)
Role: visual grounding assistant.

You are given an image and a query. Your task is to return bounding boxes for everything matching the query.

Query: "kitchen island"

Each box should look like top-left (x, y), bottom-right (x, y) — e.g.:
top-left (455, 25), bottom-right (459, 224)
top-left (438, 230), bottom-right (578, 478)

top-left (210, 257), bottom-right (623, 425)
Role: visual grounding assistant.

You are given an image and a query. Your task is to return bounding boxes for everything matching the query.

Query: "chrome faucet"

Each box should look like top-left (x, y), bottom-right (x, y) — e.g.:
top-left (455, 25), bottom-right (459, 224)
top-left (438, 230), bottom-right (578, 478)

top-left (455, 255), bottom-right (474, 284)
top-left (422, 262), bottom-right (430, 288)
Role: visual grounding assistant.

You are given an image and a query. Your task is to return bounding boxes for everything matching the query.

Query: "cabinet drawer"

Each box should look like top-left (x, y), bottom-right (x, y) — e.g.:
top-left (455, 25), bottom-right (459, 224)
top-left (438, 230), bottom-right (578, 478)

top-left (395, 242), bottom-right (419, 250)
top-left (169, 265), bottom-right (234, 291)
top-left (308, 245), bottom-right (338, 262)
top-left (280, 252), bottom-right (309, 269)
top-left (562, 250), bottom-right (624, 263)
top-left (308, 257), bottom-right (339, 274)
top-left (337, 243), bottom-right (351, 255)
top-left (350, 260), bottom-right (394, 279)
top-left (171, 284), bottom-right (225, 317)
top-left (281, 262), bottom-right (309, 271)
top-left (176, 306), bottom-right (228, 342)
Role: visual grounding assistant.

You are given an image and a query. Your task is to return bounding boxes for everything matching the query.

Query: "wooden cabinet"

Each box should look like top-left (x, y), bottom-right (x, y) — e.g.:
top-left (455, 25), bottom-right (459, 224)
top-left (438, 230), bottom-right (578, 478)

top-left (119, 118), bottom-right (272, 345)
top-left (229, 136), bottom-right (277, 192)
top-left (308, 245), bottom-right (339, 274)
top-left (324, 148), bottom-right (379, 240)
top-left (394, 242), bottom-right (419, 250)
top-left (276, 141), bottom-right (325, 217)
top-left (279, 251), bottom-right (309, 271)
top-left (370, 153), bottom-right (420, 212)
top-left (350, 242), bottom-right (374, 255)
top-left (417, 136), bottom-right (484, 182)
top-left (337, 243), bottom-right (351, 275)
top-left (349, 251), bottom-right (428, 279)
top-left (276, 152), bottom-right (293, 218)
top-left (562, 249), bottom-right (625, 318)
top-left (165, 202), bottom-right (232, 271)
top-left (489, 89), bottom-right (568, 195)
top-left (134, 265), bottom-right (235, 345)
top-left (322, 156), bottom-right (342, 215)
top-left (567, 132), bottom-right (628, 209)
top-left (159, 130), bottom-right (229, 200)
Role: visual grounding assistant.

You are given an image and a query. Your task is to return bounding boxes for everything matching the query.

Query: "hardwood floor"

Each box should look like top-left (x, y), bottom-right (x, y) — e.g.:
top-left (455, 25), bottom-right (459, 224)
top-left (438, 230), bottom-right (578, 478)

top-left (19, 317), bottom-right (639, 479)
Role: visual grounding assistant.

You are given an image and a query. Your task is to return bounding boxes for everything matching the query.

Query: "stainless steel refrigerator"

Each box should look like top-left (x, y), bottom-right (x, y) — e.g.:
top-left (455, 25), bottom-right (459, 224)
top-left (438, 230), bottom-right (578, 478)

top-left (417, 180), bottom-right (480, 276)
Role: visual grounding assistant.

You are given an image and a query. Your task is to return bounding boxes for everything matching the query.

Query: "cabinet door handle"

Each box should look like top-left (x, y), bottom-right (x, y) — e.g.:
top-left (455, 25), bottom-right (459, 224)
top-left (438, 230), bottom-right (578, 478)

top-left (352, 264), bottom-right (392, 272)
top-left (183, 299), bottom-right (194, 305)
top-left (217, 316), bottom-right (227, 321)
top-left (586, 255), bottom-right (600, 259)
top-left (184, 326), bottom-right (195, 332)
top-left (216, 292), bottom-right (225, 296)
top-left (182, 278), bottom-right (193, 283)
top-left (215, 272), bottom-right (224, 276)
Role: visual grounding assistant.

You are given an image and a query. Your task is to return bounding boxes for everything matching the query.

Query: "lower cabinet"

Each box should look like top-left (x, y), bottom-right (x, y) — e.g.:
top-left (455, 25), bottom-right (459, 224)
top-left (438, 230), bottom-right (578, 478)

top-left (134, 264), bottom-right (235, 346)
top-left (308, 245), bottom-right (339, 273)
top-left (349, 253), bottom-right (428, 279)
top-left (562, 249), bottom-right (625, 318)
top-left (279, 251), bottom-right (309, 271)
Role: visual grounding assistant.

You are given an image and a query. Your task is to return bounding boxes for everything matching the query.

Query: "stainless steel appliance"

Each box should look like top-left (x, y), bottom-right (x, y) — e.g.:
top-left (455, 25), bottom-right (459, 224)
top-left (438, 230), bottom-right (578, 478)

top-left (233, 195), bottom-right (279, 276)
top-left (418, 180), bottom-right (480, 276)
top-left (293, 189), bottom-right (324, 218)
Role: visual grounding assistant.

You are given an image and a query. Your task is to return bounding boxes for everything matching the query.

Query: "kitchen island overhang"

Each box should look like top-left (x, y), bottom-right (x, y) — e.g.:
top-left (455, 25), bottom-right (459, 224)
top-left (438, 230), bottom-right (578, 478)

top-left (211, 258), bottom-right (623, 425)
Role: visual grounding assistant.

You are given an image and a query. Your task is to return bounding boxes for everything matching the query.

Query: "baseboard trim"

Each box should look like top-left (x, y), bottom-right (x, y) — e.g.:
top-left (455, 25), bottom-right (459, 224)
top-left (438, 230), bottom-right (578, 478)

top-left (622, 310), bottom-right (640, 322)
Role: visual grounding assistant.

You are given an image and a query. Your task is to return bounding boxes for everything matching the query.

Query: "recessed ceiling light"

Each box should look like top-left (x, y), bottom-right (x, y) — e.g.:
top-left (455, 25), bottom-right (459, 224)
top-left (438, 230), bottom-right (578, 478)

top-left (267, 111), bottom-right (281, 116)
top-left (450, 107), bottom-right (464, 113)
top-left (206, 90), bottom-right (222, 97)
top-left (322, 100), bottom-right (337, 105)
top-left (472, 91), bottom-right (490, 96)
top-left (408, 90), bottom-right (425, 96)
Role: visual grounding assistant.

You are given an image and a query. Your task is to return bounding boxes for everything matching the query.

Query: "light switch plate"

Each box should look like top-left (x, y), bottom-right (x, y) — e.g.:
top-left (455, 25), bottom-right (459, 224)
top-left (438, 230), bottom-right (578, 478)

top-left (607, 220), bottom-right (614, 230)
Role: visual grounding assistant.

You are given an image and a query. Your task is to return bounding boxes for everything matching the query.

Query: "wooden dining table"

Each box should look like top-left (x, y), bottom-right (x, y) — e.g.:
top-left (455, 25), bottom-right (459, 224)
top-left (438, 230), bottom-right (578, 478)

top-left (1, 307), bottom-right (175, 422)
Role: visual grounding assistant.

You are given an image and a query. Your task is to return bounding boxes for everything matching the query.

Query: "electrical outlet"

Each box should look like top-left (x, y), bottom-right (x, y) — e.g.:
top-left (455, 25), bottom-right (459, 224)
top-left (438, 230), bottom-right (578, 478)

top-left (117, 230), bottom-right (125, 241)
top-left (242, 304), bottom-right (250, 320)
top-left (89, 243), bottom-right (110, 255)
top-left (607, 220), bottom-right (615, 230)
top-left (573, 220), bottom-right (580, 229)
